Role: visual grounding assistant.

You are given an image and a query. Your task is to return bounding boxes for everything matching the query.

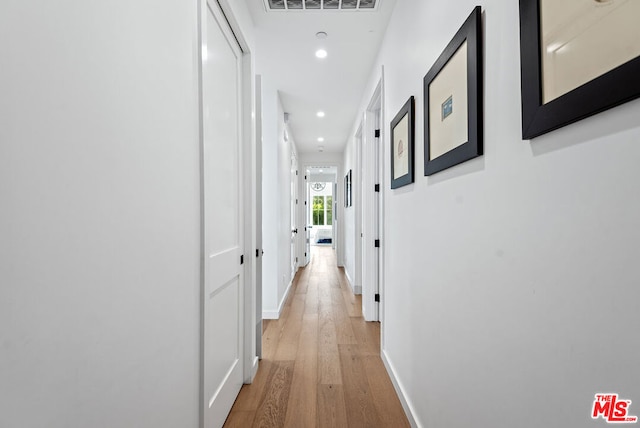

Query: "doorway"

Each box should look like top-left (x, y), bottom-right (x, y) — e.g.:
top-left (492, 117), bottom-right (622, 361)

top-left (199, 1), bottom-right (256, 426)
top-left (361, 79), bottom-right (384, 323)
top-left (304, 165), bottom-right (339, 264)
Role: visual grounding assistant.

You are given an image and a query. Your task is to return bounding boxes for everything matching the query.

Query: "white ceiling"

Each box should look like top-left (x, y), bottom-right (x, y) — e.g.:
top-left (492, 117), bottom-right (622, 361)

top-left (244, 0), bottom-right (397, 153)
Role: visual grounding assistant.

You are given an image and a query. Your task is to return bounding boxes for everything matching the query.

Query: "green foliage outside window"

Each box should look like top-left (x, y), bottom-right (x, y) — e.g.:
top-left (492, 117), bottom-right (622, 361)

top-left (313, 196), bottom-right (324, 226)
top-left (312, 195), bottom-right (333, 226)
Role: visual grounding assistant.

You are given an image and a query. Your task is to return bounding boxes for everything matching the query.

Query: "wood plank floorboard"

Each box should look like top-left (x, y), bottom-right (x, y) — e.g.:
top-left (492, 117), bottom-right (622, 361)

top-left (224, 246), bottom-right (409, 428)
top-left (364, 356), bottom-right (412, 428)
top-left (223, 410), bottom-right (256, 428)
top-left (253, 360), bottom-right (295, 428)
top-left (283, 314), bottom-right (318, 427)
top-left (317, 384), bottom-right (349, 427)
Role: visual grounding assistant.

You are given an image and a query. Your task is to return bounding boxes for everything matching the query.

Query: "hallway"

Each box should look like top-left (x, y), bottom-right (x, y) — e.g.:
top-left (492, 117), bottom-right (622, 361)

top-left (223, 247), bottom-right (409, 427)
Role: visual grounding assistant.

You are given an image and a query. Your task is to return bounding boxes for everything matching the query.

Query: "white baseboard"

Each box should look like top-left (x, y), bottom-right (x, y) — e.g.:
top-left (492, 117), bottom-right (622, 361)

top-left (344, 269), bottom-right (362, 295)
top-left (381, 349), bottom-right (420, 428)
top-left (262, 310), bottom-right (279, 319)
top-left (251, 356), bottom-right (259, 382)
top-left (262, 277), bottom-right (294, 320)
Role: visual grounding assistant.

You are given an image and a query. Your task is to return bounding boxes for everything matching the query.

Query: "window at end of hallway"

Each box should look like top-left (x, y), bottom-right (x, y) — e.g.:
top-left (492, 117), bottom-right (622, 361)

top-left (313, 195), bottom-right (332, 226)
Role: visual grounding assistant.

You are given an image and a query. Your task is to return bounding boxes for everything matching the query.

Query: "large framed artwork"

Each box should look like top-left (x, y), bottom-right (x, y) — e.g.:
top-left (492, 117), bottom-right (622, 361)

top-left (519, 0), bottom-right (640, 139)
top-left (424, 6), bottom-right (483, 176)
top-left (390, 96), bottom-right (415, 189)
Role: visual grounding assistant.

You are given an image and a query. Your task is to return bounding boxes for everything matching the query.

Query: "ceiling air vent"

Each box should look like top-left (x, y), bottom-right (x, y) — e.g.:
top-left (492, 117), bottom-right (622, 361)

top-left (265, 0), bottom-right (379, 11)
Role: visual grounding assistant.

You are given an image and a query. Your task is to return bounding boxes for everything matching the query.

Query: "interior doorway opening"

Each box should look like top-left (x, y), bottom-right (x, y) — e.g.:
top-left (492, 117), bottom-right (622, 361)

top-left (305, 166), bottom-right (338, 265)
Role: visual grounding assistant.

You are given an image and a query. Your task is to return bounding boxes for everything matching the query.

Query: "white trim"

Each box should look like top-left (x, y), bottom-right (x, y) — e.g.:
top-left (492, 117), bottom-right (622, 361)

top-left (241, 47), bottom-right (256, 385)
top-left (255, 74), bottom-right (263, 361)
top-left (213, 0), bottom-right (258, 387)
top-left (354, 119), bottom-right (364, 299)
top-left (251, 356), bottom-right (259, 381)
top-left (216, 0), bottom-right (250, 53)
top-left (381, 349), bottom-right (420, 428)
top-left (362, 73), bottom-right (383, 322)
top-left (379, 66), bottom-right (386, 328)
top-left (261, 276), bottom-right (294, 319)
top-left (343, 268), bottom-right (362, 295)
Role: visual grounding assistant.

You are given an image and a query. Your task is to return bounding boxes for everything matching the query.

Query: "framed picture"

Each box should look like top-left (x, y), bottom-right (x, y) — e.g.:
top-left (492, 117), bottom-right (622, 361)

top-left (344, 173), bottom-right (349, 208)
top-left (519, 0), bottom-right (640, 139)
top-left (390, 96), bottom-right (415, 189)
top-left (347, 169), bottom-right (352, 207)
top-left (424, 6), bottom-right (483, 176)
top-left (344, 171), bottom-right (352, 208)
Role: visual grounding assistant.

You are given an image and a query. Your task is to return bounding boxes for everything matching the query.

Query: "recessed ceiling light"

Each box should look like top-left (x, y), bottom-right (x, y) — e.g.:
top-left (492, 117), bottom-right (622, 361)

top-left (317, 137), bottom-right (325, 142)
top-left (317, 111), bottom-right (325, 118)
top-left (315, 49), bottom-right (328, 59)
top-left (316, 31), bottom-right (328, 39)
top-left (319, 169), bottom-right (324, 173)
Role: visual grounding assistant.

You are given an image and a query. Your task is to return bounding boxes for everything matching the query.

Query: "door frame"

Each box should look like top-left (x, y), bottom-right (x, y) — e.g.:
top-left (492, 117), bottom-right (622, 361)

top-left (290, 149), bottom-right (299, 280)
top-left (303, 169), bottom-right (311, 266)
top-left (354, 122), bottom-right (363, 295)
top-left (255, 75), bottom-right (263, 360)
top-left (362, 73), bottom-right (385, 324)
top-left (299, 161), bottom-right (341, 266)
top-left (197, 0), bottom-right (258, 426)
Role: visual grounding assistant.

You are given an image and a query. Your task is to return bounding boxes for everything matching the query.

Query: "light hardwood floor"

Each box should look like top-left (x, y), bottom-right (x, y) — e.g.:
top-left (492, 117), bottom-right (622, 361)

top-left (223, 246), bottom-right (410, 428)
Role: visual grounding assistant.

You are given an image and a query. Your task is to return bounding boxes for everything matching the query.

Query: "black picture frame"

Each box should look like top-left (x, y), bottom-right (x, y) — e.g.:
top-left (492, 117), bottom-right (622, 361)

top-left (344, 171), bottom-right (352, 208)
top-left (390, 96), bottom-right (415, 189)
top-left (519, 0), bottom-right (640, 139)
top-left (424, 6), bottom-right (483, 176)
top-left (347, 170), bottom-right (352, 207)
top-left (344, 173), bottom-right (349, 208)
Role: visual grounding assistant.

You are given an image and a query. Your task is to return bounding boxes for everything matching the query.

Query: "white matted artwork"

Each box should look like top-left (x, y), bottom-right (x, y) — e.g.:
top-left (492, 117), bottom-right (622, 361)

top-left (393, 114), bottom-right (409, 179)
top-left (540, 0), bottom-right (640, 104)
top-left (428, 41), bottom-right (468, 161)
top-left (519, 0), bottom-right (640, 139)
top-left (390, 96), bottom-right (414, 189)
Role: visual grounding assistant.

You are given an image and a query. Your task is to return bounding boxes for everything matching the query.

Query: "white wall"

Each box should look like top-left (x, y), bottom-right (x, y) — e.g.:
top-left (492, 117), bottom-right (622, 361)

top-left (259, 83), bottom-right (298, 318)
top-left (260, 79), bottom-right (279, 315)
top-left (342, 141), bottom-right (358, 291)
top-left (0, 2), bottom-right (203, 427)
top-left (347, 1), bottom-right (640, 427)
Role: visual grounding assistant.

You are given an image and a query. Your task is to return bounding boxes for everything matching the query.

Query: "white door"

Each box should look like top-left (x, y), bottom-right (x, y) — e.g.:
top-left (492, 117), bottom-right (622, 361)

top-left (304, 171), bottom-right (311, 266)
top-left (290, 152), bottom-right (298, 278)
top-left (255, 76), bottom-right (263, 359)
top-left (362, 103), bottom-right (381, 322)
top-left (202, 2), bottom-right (244, 427)
top-left (372, 110), bottom-right (381, 320)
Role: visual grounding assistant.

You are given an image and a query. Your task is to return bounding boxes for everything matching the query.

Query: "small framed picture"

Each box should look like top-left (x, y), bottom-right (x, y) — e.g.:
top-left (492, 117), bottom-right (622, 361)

top-left (344, 171), bottom-right (352, 208)
top-left (390, 96), bottom-right (415, 189)
top-left (344, 173), bottom-right (349, 208)
top-left (347, 170), bottom-right (352, 207)
top-left (424, 6), bottom-right (483, 176)
top-left (519, 0), bottom-right (640, 139)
